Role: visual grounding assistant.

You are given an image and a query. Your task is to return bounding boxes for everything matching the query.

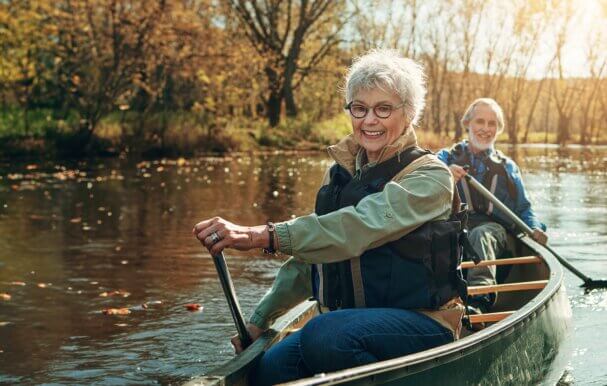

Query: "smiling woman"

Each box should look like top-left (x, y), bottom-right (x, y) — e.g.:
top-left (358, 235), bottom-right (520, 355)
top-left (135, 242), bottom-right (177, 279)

top-left (192, 49), bottom-right (468, 385)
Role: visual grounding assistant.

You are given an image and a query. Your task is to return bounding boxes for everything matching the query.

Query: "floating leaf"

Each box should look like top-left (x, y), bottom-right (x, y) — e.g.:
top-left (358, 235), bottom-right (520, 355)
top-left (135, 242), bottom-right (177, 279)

top-left (37, 283), bottom-right (48, 288)
top-left (10, 281), bottom-right (26, 286)
top-left (70, 217), bottom-right (82, 223)
top-left (102, 308), bottom-right (131, 315)
top-left (185, 303), bottom-right (202, 311)
top-left (0, 293), bottom-right (11, 301)
top-left (99, 290), bottom-right (130, 298)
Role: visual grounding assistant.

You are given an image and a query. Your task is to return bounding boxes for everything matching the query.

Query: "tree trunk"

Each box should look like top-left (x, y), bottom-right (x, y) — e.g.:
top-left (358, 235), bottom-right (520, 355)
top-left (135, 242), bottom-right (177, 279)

top-left (283, 82), bottom-right (297, 118)
top-left (267, 91), bottom-right (281, 127)
top-left (265, 66), bottom-right (282, 127)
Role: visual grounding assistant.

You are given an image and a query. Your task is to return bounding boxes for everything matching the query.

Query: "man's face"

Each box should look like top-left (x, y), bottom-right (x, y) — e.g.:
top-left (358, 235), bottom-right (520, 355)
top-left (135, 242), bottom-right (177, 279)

top-left (468, 104), bottom-right (498, 151)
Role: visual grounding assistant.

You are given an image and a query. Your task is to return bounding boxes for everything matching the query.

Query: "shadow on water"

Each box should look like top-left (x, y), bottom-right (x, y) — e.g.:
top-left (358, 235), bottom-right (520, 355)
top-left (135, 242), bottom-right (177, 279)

top-left (0, 145), bottom-right (606, 384)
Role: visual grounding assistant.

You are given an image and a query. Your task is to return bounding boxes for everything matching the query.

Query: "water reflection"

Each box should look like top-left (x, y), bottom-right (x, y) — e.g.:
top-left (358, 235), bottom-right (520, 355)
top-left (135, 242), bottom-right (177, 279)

top-left (0, 145), bottom-right (605, 385)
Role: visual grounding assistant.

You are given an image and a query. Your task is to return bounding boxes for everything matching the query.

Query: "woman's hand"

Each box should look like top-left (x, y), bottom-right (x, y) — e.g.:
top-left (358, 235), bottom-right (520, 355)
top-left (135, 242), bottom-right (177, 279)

top-left (192, 217), bottom-right (269, 255)
top-left (231, 323), bottom-right (266, 354)
top-left (448, 164), bottom-right (468, 183)
top-left (532, 228), bottom-right (548, 245)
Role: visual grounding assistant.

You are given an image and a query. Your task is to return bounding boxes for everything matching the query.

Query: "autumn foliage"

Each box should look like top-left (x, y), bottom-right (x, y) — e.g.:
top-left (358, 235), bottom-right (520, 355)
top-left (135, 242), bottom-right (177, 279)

top-left (0, 0), bottom-right (606, 157)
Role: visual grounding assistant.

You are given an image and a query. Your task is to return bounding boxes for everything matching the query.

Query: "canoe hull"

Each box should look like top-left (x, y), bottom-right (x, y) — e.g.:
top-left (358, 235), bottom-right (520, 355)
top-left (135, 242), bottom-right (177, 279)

top-left (186, 236), bottom-right (572, 386)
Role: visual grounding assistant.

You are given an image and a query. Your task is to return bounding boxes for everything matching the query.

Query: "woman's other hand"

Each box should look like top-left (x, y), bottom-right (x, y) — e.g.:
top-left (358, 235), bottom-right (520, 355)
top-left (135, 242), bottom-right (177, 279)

top-left (192, 217), bottom-right (268, 255)
top-left (448, 164), bottom-right (468, 183)
top-left (231, 323), bottom-right (266, 354)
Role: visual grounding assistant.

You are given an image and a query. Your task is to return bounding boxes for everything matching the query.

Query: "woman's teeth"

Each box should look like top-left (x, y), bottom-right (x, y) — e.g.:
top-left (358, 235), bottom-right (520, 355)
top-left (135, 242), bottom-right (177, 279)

top-left (363, 130), bottom-right (384, 137)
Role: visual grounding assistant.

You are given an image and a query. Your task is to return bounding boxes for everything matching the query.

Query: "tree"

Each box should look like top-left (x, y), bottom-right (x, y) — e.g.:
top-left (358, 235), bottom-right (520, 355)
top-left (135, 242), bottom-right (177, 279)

top-left (227, 0), bottom-right (349, 127)
top-left (0, 1), bottom-right (56, 133)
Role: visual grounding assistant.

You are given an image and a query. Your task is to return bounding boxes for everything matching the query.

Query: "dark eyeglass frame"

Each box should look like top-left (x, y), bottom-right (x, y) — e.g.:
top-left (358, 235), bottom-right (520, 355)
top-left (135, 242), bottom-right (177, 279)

top-left (344, 101), bottom-right (406, 119)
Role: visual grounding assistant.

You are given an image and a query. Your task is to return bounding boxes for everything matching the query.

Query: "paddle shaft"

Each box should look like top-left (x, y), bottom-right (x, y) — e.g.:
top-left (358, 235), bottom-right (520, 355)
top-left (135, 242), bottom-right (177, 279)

top-left (212, 252), bottom-right (252, 348)
top-left (463, 174), bottom-right (598, 285)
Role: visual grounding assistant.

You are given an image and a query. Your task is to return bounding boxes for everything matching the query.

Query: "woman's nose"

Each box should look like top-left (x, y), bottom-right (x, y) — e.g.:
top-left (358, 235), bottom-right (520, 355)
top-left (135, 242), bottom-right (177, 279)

top-left (364, 110), bottom-right (380, 123)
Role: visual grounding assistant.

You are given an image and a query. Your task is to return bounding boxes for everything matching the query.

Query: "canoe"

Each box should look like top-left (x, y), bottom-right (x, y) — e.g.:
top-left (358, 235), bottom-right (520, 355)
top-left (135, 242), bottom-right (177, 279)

top-left (184, 233), bottom-right (572, 386)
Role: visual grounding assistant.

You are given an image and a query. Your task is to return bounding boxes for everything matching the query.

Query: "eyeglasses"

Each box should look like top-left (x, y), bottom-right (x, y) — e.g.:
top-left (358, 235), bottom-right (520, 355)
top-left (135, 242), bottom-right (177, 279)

top-left (344, 101), bottom-right (405, 119)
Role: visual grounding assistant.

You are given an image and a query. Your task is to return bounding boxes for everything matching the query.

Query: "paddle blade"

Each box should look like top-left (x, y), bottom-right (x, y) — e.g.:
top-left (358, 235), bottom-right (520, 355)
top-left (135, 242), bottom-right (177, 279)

top-left (582, 279), bottom-right (607, 290)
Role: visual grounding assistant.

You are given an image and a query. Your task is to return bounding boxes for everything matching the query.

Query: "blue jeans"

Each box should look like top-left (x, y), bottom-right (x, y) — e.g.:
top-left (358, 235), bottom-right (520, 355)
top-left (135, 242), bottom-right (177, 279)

top-left (252, 308), bottom-right (453, 386)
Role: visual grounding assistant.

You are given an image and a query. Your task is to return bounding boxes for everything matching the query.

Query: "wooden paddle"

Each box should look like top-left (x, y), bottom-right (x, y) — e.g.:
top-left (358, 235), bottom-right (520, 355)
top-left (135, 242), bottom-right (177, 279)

top-left (211, 251), bottom-right (253, 349)
top-left (464, 174), bottom-right (607, 290)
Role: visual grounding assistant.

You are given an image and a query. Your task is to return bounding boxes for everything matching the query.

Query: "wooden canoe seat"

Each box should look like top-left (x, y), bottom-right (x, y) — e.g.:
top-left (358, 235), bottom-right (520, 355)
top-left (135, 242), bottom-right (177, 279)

top-left (461, 255), bottom-right (542, 269)
top-left (469, 311), bottom-right (514, 324)
top-left (467, 280), bottom-right (548, 295)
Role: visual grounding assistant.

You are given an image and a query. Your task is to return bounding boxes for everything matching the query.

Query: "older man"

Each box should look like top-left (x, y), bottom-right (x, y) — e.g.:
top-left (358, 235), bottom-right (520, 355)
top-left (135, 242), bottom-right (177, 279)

top-left (437, 98), bottom-right (547, 316)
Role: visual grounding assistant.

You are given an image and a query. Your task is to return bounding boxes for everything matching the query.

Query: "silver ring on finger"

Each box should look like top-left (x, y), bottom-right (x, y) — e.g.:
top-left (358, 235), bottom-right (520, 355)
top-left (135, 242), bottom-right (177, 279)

top-left (210, 231), bottom-right (221, 245)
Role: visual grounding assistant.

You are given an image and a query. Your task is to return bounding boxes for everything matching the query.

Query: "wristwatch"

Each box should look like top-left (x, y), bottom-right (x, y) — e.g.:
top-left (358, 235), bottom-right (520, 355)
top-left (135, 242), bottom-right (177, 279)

top-left (263, 221), bottom-right (277, 255)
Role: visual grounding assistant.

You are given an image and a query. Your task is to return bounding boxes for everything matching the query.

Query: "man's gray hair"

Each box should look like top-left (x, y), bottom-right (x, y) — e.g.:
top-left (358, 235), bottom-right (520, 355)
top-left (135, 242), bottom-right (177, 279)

top-left (344, 49), bottom-right (426, 126)
top-left (461, 98), bottom-right (505, 133)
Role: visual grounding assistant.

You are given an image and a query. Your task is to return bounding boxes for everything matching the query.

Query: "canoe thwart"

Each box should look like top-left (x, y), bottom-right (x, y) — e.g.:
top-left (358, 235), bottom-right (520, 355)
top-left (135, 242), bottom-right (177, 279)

top-left (468, 280), bottom-right (548, 295)
top-left (468, 311), bottom-right (514, 324)
top-left (461, 256), bottom-right (542, 269)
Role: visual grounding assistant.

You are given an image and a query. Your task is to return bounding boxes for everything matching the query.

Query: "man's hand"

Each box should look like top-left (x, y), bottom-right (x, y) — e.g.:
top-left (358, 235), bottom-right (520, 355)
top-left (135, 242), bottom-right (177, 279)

top-left (448, 164), bottom-right (468, 183)
top-left (231, 323), bottom-right (265, 354)
top-left (532, 229), bottom-right (548, 245)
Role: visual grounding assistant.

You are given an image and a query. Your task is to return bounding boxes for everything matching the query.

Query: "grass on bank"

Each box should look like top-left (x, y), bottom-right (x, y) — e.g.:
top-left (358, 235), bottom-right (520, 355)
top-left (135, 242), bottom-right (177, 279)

top-left (1, 108), bottom-right (606, 158)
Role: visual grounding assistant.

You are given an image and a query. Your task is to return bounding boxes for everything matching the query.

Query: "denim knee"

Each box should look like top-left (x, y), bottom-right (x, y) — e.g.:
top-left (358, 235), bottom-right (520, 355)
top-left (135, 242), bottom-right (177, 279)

top-left (252, 330), bottom-right (310, 386)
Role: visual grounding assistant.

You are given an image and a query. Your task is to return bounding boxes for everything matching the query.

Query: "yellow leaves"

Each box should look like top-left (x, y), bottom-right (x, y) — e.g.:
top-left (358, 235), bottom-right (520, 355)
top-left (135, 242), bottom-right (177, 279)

top-left (203, 97), bottom-right (216, 111)
top-left (197, 71), bottom-right (210, 85)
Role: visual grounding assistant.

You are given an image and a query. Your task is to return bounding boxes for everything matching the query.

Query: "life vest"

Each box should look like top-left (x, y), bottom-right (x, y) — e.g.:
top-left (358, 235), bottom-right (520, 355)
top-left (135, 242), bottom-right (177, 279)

top-left (449, 142), bottom-right (518, 223)
top-left (312, 147), bottom-right (468, 311)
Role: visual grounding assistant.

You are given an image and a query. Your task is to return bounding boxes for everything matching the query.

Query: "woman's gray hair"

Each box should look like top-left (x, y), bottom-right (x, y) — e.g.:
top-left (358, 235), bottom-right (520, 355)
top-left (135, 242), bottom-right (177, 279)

top-left (344, 49), bottom-right (426, 126)
top-left (461, 98), bottom-right (505, 133)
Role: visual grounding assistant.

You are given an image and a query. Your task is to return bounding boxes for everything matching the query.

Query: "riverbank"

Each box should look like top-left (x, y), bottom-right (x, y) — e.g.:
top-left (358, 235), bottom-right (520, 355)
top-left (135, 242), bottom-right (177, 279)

top-left (2, 109), bottom-right (605, 160)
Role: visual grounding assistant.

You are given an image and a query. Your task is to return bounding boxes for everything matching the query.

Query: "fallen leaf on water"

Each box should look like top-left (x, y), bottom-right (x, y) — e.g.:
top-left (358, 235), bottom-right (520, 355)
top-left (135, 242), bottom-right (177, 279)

top-left (10, 281), bottom-right (26, 286)
top-left (99, 290), bottom-right (131, 298)
top-left (102, 308), bottom-right (131, 315)
top-left (70, 217), bottom-right (82, 223)
top-left (185, 303), bottom-right (202, 311)
top-left (29, 215), bottom-right (46, 220)
top-left (141, 303), bottom-right (148, 309)
top-left (115, 323), bottom-right (128, 327)
top-left (0, 293), bottom-right (11, 301)
top-left (0, 322), bottom-right (10, 327)
top-left (37, 283), bottom-right (48, 288)
top-left (26, 164), bottom-right (38, 170)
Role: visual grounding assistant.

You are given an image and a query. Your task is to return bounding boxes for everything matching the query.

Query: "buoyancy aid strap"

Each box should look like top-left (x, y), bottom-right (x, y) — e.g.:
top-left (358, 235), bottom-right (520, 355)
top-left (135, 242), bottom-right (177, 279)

top-left (359, 146), bottom-right (431, 189)
top-left (461, 178), bottom-right (476, 212)
top-left (317, 263), bottom-right (325, 305)
top-left (349, 257), bottom-right (366, 308)
top-left (486, 174), bottom-right (499, 215)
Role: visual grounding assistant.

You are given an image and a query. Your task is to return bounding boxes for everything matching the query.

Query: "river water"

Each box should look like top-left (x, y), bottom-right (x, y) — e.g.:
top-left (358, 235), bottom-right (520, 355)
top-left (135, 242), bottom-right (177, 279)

top-left (0, 145), bottom-right (605, 385)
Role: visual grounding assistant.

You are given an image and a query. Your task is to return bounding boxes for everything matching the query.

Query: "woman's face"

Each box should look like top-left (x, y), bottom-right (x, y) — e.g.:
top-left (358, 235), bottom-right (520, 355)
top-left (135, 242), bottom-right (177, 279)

top-left (467, 104), bottom-right (499, 152)
top-left (350, 88), bottom-right (408, 162)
